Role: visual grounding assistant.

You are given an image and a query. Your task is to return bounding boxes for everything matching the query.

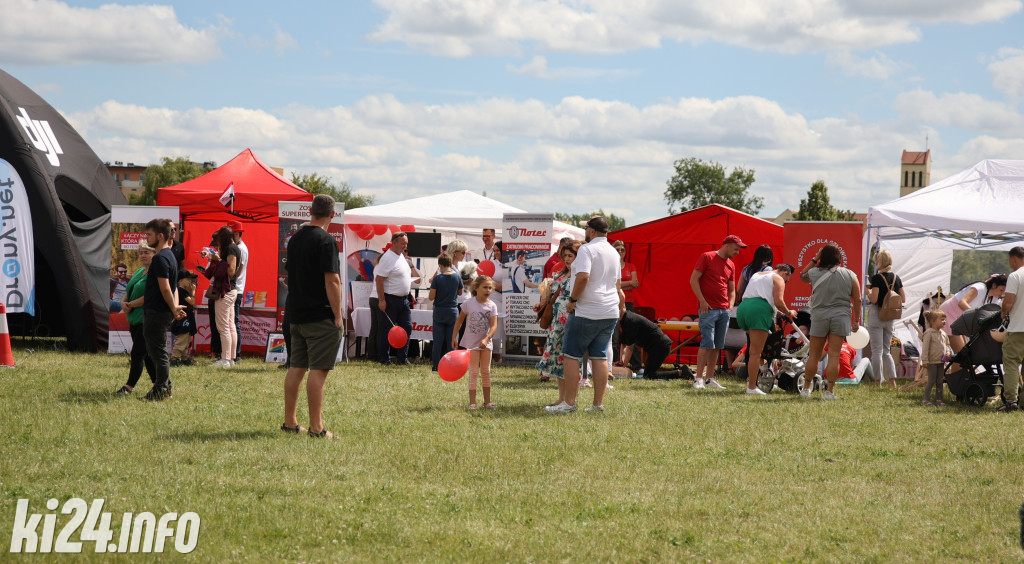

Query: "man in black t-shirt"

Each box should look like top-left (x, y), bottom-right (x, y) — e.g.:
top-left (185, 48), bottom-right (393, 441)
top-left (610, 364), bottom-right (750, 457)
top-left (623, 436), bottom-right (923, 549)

top-left (142, 218), bottom-right (185, 401)
top-left (615, 310), bottom-right (682, 379)
top-left (282, 195), bottom-right (343, 439)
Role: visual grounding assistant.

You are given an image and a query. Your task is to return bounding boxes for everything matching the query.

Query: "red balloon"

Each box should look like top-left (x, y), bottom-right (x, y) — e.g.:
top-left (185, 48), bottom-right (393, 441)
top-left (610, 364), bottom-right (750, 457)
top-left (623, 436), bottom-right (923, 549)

top-left (438, 349), bottom-right (470, 382)
top-left (387, 325), bottom-right (409, 348)
top-left (388, 224), bottom-right (401, 235)
top-left (476, 260), bottom-right (496, 277)
top-left (351, 224), bottom-right (374, 240)
top-left (372, 224), bottom-right (389, 236)
top-left (400, 224), bottom-right (415, 233)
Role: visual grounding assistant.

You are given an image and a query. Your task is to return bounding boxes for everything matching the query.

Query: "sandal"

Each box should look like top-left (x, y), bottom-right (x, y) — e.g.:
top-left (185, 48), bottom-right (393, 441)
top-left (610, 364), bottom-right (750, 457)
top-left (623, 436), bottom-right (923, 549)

top-left (997, 402), bottom-right (1019, 413)
top-left (469, 404), bottom-right (477, 410)
top-left (540, 375), bottom-right (551, 382)
top-left (280, 423), bottom-right (306, 434)
top-left (581, 379), bottom-right (593, 388)
top-left (308, 428), bottom-right (335, 439)
top-left (484, 403), bottom-right (497, 409)
top-left (935, 400), bottom-right (947, 407)
top-left (921, 400), bottom-right (934, 407)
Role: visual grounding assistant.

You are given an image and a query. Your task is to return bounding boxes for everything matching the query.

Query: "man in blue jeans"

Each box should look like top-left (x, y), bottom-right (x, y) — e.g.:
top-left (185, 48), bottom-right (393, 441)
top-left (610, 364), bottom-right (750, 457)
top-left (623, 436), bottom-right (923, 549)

top-left (546, 216), bottom-right (624, 414)
top-left (689, 235), bottom-right (746, 389)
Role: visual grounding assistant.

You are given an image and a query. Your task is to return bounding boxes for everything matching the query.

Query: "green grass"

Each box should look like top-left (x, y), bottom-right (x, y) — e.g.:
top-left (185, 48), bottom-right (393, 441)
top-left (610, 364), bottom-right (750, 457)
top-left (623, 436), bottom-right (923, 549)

top-left (1, 342), bottom-right (1023, 562)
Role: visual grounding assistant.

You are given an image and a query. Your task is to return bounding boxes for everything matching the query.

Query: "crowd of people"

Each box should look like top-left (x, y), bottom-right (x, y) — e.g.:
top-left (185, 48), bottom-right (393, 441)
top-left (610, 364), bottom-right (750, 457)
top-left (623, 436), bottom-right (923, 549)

top-left (111, 206), bottom-right (1024, 427)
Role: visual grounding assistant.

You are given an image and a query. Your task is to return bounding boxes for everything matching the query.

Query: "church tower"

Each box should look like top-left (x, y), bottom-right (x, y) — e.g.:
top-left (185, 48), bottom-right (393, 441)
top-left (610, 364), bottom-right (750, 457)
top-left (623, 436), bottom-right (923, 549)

top-left (900, 149), bottom-right (931, 197)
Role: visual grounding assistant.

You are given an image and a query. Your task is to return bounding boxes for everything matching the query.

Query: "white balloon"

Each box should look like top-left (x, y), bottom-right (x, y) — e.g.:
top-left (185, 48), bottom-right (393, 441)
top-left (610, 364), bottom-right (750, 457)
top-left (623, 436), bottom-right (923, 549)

top-left (846, 326), bottom-right (870, 349)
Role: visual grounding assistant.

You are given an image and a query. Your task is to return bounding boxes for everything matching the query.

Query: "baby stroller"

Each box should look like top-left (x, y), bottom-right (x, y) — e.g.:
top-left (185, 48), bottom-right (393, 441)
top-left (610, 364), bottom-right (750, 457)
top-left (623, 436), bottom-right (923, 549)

top-left (946, 303), bottom-right (1003, 407)
top-left (756, 313), bottom-right (822, 394)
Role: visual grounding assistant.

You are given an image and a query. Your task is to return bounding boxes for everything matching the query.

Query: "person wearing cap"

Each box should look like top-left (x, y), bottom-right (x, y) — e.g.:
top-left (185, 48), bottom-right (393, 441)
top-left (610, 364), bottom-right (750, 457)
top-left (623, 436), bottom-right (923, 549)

top-left (689, 234), bottom-right (746, 390)
top-left (227, 220), bottom-right (249, 362)
top-left (546, 216), bottom-right (624, 414)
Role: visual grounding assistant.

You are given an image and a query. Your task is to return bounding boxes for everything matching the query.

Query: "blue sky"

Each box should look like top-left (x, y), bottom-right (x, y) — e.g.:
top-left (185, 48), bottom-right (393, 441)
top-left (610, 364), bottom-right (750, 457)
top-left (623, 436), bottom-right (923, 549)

top-left (3, 0), bottom-right (1023, 225)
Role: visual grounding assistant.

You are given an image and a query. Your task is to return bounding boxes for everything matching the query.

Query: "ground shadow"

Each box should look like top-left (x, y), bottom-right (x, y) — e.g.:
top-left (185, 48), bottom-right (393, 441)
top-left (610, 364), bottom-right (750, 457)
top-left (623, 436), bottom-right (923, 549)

top-left (160, 429), bottom-right (277, 443)
top-left (58, 389), bottom-right (118, 404)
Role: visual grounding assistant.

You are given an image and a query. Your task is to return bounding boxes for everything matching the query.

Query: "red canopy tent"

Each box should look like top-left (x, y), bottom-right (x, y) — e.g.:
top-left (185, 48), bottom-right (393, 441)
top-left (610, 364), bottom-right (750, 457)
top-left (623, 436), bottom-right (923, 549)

top-left (610, 204), bottom-right (784, 321)
top-left (157, 149), bottom-right (312, 352)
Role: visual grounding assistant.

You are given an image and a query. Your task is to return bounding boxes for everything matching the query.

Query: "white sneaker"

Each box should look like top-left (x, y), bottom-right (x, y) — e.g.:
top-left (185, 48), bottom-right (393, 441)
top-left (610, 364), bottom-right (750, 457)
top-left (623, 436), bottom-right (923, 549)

top-left (693, 378), bottom-right (706, 389)
top-left (799, 386), bottom-right (812, 398)
top-left (211, 359), bottom-right (232, 368)
top-left (745, 387), bottom-right (767, 396)
top-left (706, 378), bottom-right (726, 390)
top-left (545, 401), bottom-right (577, 414)
top-left (584, 405), bottom-right (604, 413)
top-left (823, 390), bottom-right (837, 401)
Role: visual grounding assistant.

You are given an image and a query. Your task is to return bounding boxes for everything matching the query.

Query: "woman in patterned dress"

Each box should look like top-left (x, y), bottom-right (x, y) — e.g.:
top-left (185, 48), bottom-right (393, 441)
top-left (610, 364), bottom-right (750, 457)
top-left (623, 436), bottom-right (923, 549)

top-left (536, 241), bottom-right (581, 403)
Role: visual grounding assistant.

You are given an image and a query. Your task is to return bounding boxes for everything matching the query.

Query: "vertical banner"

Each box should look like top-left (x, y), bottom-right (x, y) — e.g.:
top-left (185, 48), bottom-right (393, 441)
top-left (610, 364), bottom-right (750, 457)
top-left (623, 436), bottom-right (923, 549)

top-left (783, 221), bottom-right (865, 311)
top-left (108, 205), bottom-right (179, 353)
top-left (0, 159), bottom-right (35, 315)
top-left (277, 201), bottom-right (346, 333)
top-left (501, 213), bottom-right (553, 362)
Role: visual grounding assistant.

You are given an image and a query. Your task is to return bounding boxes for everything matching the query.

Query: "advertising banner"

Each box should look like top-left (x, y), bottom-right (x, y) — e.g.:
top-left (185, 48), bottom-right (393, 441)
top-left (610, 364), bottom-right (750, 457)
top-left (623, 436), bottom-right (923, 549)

top-left (0, 159), bottom-right (35, 315)
top-left (108, 205), bottom-right (179, 354)
top-left (783, 221), bottom-right (864, 311)
top-left (277, 200), bottom-right (347, 330)
top-left (501, 213), bottom-right (553, 361)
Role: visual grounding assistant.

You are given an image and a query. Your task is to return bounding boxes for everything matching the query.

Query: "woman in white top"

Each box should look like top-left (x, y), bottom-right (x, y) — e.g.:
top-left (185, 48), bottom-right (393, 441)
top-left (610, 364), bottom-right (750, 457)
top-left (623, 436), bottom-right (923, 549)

top-left (939, 274), bottom-right (1006, 353)
top-left (735, 264), bottom-right (798, 395)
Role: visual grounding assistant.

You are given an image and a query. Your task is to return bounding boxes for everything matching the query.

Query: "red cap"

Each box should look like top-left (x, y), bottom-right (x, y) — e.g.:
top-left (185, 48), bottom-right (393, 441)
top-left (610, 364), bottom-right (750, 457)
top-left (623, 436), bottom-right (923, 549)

top-left (723, 234), bottom-right (747, 248)
top-left (227, 220), bottom-right (244, 233)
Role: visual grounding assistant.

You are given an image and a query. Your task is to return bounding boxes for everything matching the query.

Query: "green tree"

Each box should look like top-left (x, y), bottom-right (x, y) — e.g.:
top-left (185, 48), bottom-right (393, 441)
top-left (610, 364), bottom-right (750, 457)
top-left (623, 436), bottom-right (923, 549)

top-left (554, 210), bottom-right (627, 232)
top-left (131, 156), bottom-right (210, 205)
top-left (664, 158), bottom-right (763, 215)
top-left (290, 172), bottom-right (375, 210)
top-left (794, 180), bottom-right (856, 221)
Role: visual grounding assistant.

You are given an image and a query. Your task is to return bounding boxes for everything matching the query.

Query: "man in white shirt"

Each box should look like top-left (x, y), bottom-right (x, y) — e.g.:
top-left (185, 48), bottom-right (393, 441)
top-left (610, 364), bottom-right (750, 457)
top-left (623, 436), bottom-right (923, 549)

top-left (510, 251), bottom-right (539, 293)
top-left (227, 220), bottom-right (249, 362)
top-left (999, 246), bottom-right (1024, 411)
top-left (480, 228), bottom-right (498, 262)
top-left (547, 216), bottom-right (624, 414)
top-left (375, 232), bottom-right (413, 366)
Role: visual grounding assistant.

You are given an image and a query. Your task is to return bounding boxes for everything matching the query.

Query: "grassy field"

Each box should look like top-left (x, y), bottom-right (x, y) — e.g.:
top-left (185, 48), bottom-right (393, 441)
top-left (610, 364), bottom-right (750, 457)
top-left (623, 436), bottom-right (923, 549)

top-left (2, 342), bottom-right (1023, 562)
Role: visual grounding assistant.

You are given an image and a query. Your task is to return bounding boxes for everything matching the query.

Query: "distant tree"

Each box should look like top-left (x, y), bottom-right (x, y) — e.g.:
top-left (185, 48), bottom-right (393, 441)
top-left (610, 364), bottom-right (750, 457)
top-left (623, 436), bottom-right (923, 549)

top-left (794, 180), bottom-right (856, 221)
top-left (131, 156), bottom-right (210, 205)
top-left (290, 172), bottom-right (374, 210)
top-left (554, 210), bottom-right (627, 232)
top-left (664, 158), bottom-right (763, 215)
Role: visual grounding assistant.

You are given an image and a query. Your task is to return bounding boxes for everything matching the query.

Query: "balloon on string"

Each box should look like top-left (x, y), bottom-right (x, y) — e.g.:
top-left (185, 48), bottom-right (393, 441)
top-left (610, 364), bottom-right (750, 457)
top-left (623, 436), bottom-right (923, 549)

top-left (400, 224), bottom-right (416, 233)
top-left (438, 349), bottom-right (470, 382)
top-left (388, 326), bottom-right (409, 348)
top-left (372, 224), bottom-right (389, 236)
top-left (846, 326), bottom-right (870, 349)
top-left (476, 260), bottom-right (496, 277)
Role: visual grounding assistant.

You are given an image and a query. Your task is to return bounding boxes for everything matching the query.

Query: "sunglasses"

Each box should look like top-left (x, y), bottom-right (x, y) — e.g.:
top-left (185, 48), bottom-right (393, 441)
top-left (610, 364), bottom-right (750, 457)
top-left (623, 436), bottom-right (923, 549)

top-left (117, 270), bottom-right (127, 274)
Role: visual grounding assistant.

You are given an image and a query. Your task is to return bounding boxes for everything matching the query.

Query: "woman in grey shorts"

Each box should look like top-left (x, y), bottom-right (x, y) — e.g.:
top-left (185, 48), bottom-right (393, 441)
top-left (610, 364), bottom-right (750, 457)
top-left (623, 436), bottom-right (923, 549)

top-left (798, 244), bottom-right (862, 400)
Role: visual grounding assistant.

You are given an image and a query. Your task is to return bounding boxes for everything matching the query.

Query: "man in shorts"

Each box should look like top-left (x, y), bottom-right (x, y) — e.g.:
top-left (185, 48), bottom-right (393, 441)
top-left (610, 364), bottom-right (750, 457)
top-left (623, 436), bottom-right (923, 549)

top-left (546, 216), bottom-right (624, 414)
top-left (689, 235), bottom-right (746, 389)
top-left (282, 195), bottom-right (343, 439)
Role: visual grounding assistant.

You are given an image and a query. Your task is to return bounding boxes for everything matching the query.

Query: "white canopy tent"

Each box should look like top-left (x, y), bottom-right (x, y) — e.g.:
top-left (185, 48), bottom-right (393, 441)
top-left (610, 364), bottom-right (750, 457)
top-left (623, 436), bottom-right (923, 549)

top-left (343, 189), bottom-right (585, 256)
top-left (867, 159), bottom-right (1024, 344)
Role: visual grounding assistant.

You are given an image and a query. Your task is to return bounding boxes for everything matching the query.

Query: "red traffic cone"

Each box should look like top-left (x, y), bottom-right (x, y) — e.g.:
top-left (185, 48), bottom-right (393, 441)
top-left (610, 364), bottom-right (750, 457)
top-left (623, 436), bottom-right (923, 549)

top-left (0, 304), bottom-right (13, 367)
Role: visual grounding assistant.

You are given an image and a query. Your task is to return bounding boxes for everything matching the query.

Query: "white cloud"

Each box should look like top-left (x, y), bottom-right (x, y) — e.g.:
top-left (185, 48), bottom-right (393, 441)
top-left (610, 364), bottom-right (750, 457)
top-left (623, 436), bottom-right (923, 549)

top-left (64, 93), bottom-right (1020, 223)
top-left (893, 89), bottom-right (1024, 135)
top-left (369, 0), bottom-right (1022, 56)
top-left (506, 55), bottom-right (635, 80)
top-left (0, 0), bottom-right (223, 65)
top-left (826, 51), bottom-right (905, 79)
top-left (989, 46), bottom-right (1024, 100)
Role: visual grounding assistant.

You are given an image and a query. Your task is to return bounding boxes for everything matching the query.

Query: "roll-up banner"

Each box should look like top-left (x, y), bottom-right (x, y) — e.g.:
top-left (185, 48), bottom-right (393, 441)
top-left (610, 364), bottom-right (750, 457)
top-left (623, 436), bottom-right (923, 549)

top-left (501, 213), bottom-right (553, 362)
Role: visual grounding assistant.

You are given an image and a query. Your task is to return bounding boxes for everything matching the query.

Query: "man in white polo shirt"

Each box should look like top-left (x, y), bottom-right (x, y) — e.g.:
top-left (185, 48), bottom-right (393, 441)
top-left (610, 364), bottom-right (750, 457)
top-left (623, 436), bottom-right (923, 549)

top-left (375, 232), bottom-right (413, 366)
top-left (546, 216), bottom-right (624, 414)
top-left (999, 246), bottom-right (1024, 412)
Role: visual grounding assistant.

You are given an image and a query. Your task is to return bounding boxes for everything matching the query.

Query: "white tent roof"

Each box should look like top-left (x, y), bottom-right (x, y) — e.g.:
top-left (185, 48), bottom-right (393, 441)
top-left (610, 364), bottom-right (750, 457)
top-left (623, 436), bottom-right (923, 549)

top-left (868, 159), bottom-right (1024, 233)
top-left (345, 190), bottom-right (524, 229)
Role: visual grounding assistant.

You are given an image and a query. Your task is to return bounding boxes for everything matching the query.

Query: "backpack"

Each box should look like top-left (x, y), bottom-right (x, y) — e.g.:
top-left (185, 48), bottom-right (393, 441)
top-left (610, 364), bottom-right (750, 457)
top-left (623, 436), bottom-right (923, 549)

top-left (878, 274), bottom-right (903, 321)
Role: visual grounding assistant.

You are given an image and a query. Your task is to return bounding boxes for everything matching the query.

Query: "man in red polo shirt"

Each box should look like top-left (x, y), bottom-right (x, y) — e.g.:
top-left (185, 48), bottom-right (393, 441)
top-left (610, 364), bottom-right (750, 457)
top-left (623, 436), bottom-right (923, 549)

top-left (689, 235), bottom-right (746, 389)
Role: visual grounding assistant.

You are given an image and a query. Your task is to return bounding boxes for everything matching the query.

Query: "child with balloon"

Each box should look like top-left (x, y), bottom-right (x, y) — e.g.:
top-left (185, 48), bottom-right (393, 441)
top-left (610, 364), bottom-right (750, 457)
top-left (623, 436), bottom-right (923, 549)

top-left (452, 275), bottom-right (499, 409)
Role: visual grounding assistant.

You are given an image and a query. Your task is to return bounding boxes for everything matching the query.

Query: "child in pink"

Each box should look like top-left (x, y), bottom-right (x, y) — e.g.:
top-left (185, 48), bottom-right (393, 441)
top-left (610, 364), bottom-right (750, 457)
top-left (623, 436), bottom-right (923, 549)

top-left (452, 275), bottom-right (498, 409)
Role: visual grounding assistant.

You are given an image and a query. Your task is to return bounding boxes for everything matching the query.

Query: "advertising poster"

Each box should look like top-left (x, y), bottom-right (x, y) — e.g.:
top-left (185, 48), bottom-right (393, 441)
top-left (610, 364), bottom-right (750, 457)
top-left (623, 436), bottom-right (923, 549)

top-left (501, 213), bottom-right (553, 361)
top-left (276, 200), bottom-right (347, 331)
top-left (108, 205), bottom-right (179, 354)
top-left (0, 159), bottom-right (34, 316)
top-left (783, 221), bottom-right (864, 311)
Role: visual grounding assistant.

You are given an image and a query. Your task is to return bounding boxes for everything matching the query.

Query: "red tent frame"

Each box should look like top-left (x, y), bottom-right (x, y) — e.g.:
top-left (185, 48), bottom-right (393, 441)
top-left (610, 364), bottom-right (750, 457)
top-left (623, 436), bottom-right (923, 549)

top-left (610, 204), bottom-right (784, 321)
top-left (157, 149), bottom-right (313, 352)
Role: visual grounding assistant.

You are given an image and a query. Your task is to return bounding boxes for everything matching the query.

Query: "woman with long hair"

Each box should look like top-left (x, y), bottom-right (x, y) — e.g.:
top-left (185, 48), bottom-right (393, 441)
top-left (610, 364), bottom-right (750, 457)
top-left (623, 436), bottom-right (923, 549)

top-left (201, 226), bottom-right (240, 367)
top-left (735, 245), bottom-right (774, 307)
top-left (536, 241), bottom-right (581, 398)
top-left (940, 273), bottom-right (1007, 353)
top-left (115, 242), bottom-right (157, 395)
top-left (866, 249), bottom-right (906, 387)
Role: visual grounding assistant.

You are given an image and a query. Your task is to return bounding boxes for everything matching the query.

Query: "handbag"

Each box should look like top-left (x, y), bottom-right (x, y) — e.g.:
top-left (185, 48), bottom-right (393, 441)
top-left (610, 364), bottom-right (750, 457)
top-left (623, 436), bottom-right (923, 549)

top-left (205, 287), bottom-right (221, 301)
top-left (538, 299), bottom-right (554, 330)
